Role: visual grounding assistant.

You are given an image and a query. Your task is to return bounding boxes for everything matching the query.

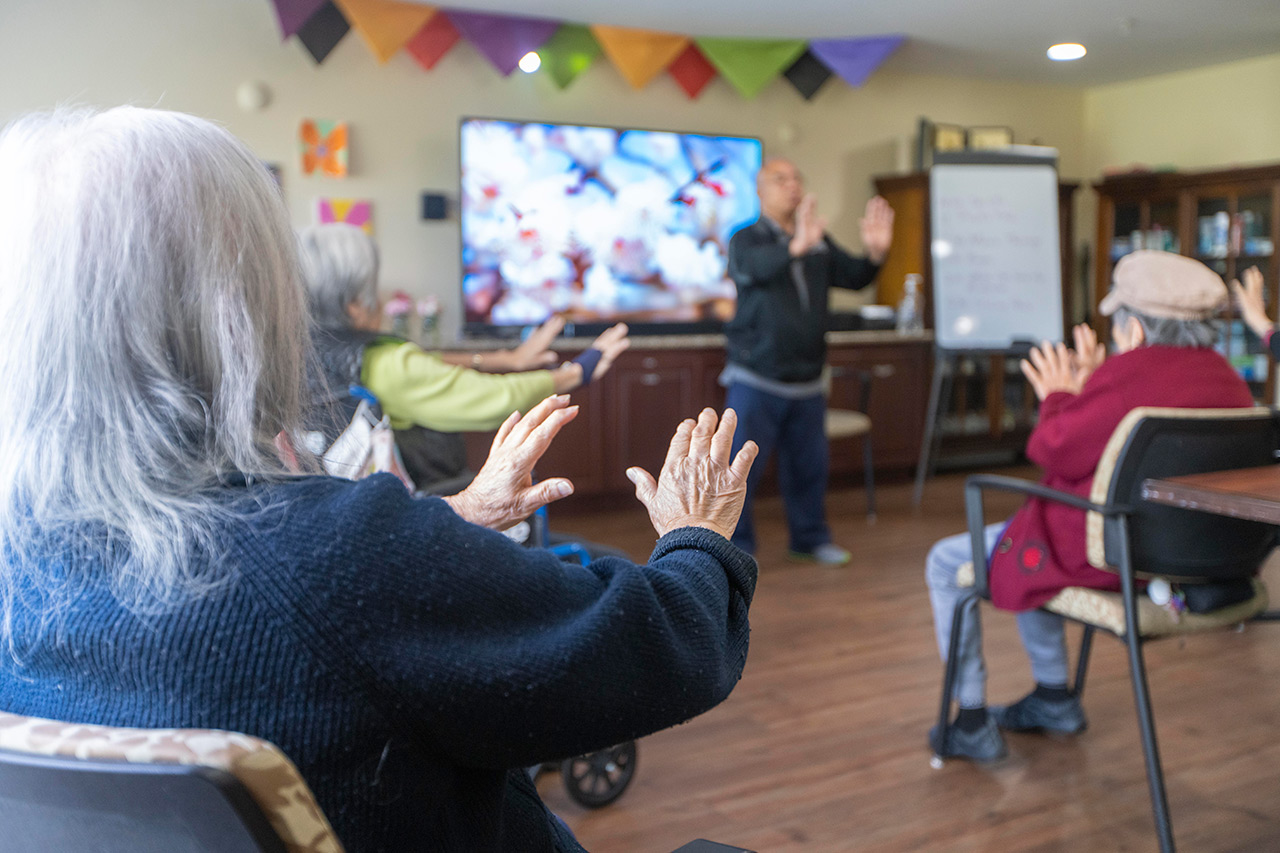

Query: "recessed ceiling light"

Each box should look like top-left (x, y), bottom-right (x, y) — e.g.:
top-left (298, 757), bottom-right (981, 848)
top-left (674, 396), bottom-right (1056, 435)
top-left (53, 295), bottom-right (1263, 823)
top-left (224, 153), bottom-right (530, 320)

top-left (519, 51), bottom-right (541, 73)
top-left (1047, 43), bottom-right (1087, 61)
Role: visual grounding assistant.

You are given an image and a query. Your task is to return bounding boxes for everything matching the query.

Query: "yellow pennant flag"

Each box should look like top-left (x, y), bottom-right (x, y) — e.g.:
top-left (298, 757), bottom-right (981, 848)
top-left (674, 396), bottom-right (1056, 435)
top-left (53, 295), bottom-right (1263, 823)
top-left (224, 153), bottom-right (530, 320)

top-left (590, 26), bottom-right (689, 90)
top-left (333, 0), bottom-right (436, 63)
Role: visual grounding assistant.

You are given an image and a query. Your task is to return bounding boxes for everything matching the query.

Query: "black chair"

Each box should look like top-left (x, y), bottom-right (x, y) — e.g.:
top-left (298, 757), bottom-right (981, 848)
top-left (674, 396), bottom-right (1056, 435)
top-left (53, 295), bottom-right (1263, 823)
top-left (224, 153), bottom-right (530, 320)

top-left (932, 406), bottom-right (1280, 853)
top-left (0, 711), bottom-right (342, 852)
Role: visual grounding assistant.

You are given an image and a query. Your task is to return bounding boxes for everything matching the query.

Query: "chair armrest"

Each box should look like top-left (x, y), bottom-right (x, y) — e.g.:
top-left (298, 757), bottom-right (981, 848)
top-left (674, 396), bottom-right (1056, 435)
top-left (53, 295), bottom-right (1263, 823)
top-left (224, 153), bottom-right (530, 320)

top-left (963, 474), bottom-right (1130, 599)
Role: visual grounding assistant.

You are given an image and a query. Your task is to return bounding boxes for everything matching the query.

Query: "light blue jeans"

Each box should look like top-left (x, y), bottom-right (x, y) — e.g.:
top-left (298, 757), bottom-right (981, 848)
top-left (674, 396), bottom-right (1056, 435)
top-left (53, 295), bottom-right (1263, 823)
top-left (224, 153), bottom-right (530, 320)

top-left (926, 523), bottom-right (1070, 709)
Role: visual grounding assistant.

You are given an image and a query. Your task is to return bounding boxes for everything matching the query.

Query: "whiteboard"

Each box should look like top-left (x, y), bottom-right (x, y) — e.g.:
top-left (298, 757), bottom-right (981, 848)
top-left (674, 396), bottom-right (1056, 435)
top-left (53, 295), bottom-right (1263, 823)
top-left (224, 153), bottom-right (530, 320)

top-left (930, 162), bottom-right (1062, 349)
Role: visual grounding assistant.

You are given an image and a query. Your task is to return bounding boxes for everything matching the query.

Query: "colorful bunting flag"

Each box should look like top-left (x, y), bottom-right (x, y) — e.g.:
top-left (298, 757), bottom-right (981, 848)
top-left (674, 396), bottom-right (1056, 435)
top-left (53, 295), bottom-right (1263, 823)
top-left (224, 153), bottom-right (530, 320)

top-left (300, 119), bottom-right (349, 177)
top-left (446, 10), bottom-right (559, 76)
top-left (783, 50), bottom-right (833, 101)
top-left (694, 38), bottom-right (806, 99)
top-left (317, 198), bottom-right (374, 233)
top-left (332, 0), bottom-right (435, 63)
top-left (668, 43), bottom-right (717, 100)
top-left (405, 11), bottom-right (460, 70)
top-left (808, 35), bottom-right (905, 88)
top-left (590, 26), bottom-right (688, 90)
top-left (270, 0), bottom-right (328, 39)
top-left (296, 1), bottom-right (350, 64)
top-left (539, 24), bottom-right (600, 90)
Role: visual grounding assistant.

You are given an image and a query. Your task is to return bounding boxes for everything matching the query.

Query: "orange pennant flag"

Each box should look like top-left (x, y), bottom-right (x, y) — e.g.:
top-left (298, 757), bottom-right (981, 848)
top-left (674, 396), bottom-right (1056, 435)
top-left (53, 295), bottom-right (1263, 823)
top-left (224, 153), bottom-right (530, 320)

top-left (590, 26), bottom-right (689, 90)
top-left (333, 0), bottom-right (436, 63)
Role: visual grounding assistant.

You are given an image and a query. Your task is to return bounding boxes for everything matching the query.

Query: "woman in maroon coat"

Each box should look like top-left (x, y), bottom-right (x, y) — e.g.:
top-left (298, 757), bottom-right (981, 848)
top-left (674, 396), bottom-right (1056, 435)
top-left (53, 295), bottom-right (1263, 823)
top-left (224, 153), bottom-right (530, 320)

top-left (927, 251), bottom-right (1254, 762)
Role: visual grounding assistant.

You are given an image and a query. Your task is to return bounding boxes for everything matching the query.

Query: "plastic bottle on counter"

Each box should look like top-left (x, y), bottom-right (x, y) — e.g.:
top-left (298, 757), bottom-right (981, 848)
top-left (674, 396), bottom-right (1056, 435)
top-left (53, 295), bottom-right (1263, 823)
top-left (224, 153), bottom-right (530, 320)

top-left (896, 274), bottom-right (925, 334)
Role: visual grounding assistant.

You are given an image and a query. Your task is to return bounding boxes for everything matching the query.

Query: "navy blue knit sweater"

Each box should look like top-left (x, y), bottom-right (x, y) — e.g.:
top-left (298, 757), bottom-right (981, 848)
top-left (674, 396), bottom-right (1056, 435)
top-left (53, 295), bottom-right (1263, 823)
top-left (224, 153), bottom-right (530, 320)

top-left (0, 474), bottom-right (757, 851)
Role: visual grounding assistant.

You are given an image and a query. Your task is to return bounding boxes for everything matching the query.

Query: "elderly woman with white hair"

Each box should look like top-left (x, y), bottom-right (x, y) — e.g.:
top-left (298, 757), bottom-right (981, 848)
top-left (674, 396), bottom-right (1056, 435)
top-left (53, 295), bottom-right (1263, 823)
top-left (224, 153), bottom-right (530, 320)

top-left (298, 222), bottom-right (629, 489)
top-left (925, 250), bottom-right (1254, 764)
top-left (0, 106), bottom-right (759, 852)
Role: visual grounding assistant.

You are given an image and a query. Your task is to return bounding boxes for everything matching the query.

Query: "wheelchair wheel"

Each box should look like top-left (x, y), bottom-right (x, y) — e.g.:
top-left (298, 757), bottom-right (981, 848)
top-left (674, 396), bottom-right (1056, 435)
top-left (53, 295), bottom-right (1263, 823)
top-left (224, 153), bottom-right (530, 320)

top-left (561, 741), bottom-right (637, 808)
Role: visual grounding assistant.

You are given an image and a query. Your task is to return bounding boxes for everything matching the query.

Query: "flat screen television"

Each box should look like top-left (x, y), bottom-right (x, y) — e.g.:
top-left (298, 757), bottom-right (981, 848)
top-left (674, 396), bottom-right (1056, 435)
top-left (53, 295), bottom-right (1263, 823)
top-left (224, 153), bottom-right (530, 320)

top-left (460, 118), bottom-right (762, 337)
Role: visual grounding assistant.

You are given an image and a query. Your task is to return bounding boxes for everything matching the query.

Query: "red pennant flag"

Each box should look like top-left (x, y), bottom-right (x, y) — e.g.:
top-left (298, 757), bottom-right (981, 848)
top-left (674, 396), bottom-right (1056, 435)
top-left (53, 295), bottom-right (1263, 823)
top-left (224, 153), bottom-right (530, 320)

top-left (668, 43), bottom-right (716, 99)
top-left (405, 11), bottom-right (461, 70)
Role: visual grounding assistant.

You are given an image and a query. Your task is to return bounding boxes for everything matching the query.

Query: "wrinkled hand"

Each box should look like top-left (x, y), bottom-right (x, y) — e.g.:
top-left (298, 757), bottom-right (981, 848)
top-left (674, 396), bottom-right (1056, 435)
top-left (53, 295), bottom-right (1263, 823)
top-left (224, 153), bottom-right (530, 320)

top-left (585, 323), bottom-right (630, 381)
top-left (1070, 323), bottom-right (1106, 387)
top-left (500, 315), bottom-right (566, 372)
top-left (443, 395), bottom-right (578, 530)
top-left (1232, 266), bottom-right (1272, 339)
top-left (860, 195), bottom-right (895, 264)
top-left (626, 408), bottom-right (758, 540)
top-left (789, 195), bottom-right (825, 257)
top-left (1020, 339), bottom-right (1084, 401)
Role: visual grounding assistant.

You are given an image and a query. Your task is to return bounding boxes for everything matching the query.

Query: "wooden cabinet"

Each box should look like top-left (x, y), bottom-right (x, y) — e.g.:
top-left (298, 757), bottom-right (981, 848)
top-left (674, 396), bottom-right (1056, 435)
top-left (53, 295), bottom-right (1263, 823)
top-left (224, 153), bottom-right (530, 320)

top-left (827, 342), bottom-right (929, 470)
top-left (1094, 164), bottom-right (1280, 403)
top-left (464, 335), bottom-right (929, 498)
top-left (604, 350), bottom-right (721, 492)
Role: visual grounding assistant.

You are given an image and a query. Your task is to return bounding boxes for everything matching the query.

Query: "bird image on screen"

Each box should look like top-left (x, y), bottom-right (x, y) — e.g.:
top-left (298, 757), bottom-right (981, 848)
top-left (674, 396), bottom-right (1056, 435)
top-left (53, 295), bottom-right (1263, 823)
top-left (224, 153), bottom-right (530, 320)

top-left (460, 118), bottom-right (762, 336)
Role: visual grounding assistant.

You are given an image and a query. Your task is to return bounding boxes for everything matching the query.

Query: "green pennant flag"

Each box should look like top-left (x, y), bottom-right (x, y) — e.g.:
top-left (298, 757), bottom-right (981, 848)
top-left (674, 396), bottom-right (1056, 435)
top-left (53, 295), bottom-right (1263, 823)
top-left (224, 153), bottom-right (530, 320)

top-left (540, 24), bottom-right (601, 90)
top-left (694, 37), bottom-right (807, 98)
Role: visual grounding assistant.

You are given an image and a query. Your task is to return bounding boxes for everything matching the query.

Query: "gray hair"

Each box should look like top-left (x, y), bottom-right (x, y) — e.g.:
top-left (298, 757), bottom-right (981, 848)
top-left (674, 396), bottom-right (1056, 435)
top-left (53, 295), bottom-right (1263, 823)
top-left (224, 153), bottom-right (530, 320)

top-left (297, 223), bottom-right (380, 328)
top-left (0, 106), bottom-right (311, 647)
top-left (1110, 305), bottom-right (1221, 349)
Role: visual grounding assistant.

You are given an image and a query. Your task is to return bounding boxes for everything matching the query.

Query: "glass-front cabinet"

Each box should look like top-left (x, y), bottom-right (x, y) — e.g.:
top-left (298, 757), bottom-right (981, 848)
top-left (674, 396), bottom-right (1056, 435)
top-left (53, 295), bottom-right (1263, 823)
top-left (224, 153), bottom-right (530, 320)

top-left (1095, 165), bottom-right (1280, 403)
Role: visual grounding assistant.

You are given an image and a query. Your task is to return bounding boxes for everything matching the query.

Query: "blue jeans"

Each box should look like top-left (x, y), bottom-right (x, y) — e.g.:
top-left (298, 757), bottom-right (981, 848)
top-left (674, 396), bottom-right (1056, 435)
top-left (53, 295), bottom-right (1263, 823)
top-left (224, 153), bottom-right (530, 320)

top-left (926, 523), bottom-right (1070, 709)
top-left (725, 382), bottom-right (831, 555)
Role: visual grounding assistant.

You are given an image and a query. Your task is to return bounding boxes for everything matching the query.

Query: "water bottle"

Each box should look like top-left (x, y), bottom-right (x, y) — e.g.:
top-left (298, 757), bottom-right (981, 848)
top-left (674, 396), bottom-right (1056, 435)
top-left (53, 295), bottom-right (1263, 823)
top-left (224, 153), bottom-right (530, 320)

top-left (896, 274), bottom-right (924, 334)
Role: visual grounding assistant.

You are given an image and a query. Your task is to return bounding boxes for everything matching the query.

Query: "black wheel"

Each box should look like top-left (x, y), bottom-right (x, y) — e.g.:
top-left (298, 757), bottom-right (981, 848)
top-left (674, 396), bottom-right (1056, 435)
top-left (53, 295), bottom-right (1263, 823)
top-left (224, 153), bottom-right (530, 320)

top-left (561, 741), bottom-right (637, 808)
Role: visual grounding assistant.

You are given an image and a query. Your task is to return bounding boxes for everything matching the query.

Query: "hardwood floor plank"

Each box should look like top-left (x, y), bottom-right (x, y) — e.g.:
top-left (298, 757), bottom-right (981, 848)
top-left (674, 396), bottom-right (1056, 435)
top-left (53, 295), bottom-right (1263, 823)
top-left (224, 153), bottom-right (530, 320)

top-left (538, 468), bottom-right (1280, 851)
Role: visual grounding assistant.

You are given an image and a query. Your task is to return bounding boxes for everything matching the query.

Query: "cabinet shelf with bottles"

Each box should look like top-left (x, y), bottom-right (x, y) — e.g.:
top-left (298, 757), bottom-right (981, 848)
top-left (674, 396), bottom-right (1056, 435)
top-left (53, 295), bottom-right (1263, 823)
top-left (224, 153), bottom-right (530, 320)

top-left (1095, 164), bottom-right (1280, 403)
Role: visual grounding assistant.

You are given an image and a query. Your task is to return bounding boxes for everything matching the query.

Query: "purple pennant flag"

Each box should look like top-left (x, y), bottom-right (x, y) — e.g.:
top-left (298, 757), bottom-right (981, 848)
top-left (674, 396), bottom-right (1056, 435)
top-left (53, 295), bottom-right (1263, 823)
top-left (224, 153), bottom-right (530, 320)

top-left (270, 0), bottom-right (329, 39)
top-left (808, 35), bottom-right (905, 88)
top-left (446, 10), bottom-right (560, 76)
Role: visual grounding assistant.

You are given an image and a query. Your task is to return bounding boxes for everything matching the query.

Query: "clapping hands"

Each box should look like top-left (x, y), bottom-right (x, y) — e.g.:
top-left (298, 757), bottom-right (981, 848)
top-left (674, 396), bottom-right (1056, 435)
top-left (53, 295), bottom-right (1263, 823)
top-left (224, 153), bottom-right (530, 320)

top-left (1019, 323), bottom-right (1106, 401)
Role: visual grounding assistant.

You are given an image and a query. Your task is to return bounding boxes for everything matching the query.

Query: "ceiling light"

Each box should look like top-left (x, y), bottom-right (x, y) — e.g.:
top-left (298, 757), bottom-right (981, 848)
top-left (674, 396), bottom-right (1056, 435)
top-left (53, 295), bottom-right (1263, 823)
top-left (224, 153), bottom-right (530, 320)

top-left (1047, 43), bottom-right (1087, 61)
top-left (519, 51), bottom-right (541, 73)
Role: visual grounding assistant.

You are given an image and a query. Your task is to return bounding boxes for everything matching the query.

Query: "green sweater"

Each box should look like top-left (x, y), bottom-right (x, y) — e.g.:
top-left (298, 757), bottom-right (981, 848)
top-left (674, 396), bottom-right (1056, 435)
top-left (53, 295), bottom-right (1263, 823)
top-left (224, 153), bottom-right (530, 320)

top-left (362, 340), bottom-right (556, 432)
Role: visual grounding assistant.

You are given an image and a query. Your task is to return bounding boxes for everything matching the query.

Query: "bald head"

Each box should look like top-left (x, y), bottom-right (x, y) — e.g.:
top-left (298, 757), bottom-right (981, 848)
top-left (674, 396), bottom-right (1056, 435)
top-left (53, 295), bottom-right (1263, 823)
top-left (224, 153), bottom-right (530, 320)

top-left (757, 157), bottom-right (804, 226)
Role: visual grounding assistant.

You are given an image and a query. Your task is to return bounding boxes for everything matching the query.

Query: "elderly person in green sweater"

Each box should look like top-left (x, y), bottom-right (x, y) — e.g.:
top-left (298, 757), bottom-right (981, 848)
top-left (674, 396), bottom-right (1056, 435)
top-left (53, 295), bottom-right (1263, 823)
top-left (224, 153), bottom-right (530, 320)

top-left (298, 223), bottom-right (629, 488)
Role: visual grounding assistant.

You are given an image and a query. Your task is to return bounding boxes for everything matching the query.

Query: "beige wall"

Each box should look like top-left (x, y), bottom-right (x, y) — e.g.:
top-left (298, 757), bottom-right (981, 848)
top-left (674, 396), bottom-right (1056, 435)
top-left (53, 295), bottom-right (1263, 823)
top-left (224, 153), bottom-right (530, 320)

top-left (1, 0), bottom-right (1091, 337)
top-left (1084, 53), bottom-right (1280, 177)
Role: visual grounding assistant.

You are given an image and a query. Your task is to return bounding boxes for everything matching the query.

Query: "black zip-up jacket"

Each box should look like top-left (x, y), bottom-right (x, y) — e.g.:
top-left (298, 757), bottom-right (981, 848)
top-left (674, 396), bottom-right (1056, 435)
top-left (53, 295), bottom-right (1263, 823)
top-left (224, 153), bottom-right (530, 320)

top-left (724, 218), bottom-right (880, 383)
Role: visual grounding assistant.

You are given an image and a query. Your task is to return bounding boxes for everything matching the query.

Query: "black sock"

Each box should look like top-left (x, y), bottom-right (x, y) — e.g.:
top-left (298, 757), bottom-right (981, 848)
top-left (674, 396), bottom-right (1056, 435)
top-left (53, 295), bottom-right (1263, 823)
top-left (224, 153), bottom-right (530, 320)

top-left (955, 706), bottom-right (988, 732)
top-left (1033, 683), bottom-right (1071, 702)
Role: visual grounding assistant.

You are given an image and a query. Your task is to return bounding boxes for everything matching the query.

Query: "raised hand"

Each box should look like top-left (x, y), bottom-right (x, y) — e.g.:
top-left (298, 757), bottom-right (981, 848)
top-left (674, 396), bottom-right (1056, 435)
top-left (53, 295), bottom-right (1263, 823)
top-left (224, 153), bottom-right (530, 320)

top-left (1020, 340), bottom-right (1083, 401)
top-left (625, 408), bottom-right (759, 540)
top-left (443, 395), bottom-right (578, 530)
top-left (585, 323), bottom-right (631, 381)
top-left (1070, 323), bottom-right (1106, 387)
top-left (498, 315), bottom-right (567, 372)
top-left (860, 195), bottom-right (895, 264)
top-left (789, 194), bottom-right (824, 257)
top-left (1232, 266), bottom-right (1272, 339)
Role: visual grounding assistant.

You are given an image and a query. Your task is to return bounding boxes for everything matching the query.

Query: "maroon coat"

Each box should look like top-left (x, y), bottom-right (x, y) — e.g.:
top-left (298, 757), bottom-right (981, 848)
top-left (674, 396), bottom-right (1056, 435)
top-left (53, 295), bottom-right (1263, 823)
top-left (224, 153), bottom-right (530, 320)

top-left (988, 345), bottom-right (1253, 612)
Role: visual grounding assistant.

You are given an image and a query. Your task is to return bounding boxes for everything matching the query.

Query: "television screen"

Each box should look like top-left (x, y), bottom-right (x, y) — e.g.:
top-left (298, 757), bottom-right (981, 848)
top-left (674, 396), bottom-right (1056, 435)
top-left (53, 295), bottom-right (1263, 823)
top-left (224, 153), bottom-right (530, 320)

top-left (460, 118), bottom-right (762, 335)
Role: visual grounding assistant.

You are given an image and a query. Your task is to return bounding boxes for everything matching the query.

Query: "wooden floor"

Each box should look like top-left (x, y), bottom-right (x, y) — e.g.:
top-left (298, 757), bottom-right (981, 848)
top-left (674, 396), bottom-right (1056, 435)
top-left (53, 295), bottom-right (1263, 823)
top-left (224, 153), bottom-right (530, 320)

top-left (537, 467), bottom-right (1280, 852)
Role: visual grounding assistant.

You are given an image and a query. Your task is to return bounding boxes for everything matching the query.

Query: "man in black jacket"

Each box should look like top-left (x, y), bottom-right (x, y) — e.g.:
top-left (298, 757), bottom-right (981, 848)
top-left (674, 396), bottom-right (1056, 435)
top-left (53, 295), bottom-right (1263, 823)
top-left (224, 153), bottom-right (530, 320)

top-left (723, 157), bottom-right (894, 563)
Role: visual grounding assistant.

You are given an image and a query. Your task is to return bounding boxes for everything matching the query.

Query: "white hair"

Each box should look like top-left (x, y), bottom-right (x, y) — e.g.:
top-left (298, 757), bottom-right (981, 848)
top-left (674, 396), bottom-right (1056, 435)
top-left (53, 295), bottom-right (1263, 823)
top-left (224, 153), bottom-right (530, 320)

top-left (1110, 305), bottom-right (1221, 349)
top-left (0, 106), bottom-right (311, 647)
top-left (297, 223), bottom-right (380, 328)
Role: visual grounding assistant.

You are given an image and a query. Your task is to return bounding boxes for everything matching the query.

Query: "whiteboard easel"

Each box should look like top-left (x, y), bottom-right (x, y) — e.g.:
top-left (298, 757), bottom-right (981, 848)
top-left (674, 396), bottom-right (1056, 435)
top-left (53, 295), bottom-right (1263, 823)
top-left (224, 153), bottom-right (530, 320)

top-left (913, 149), bottom-right (1063, 506)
